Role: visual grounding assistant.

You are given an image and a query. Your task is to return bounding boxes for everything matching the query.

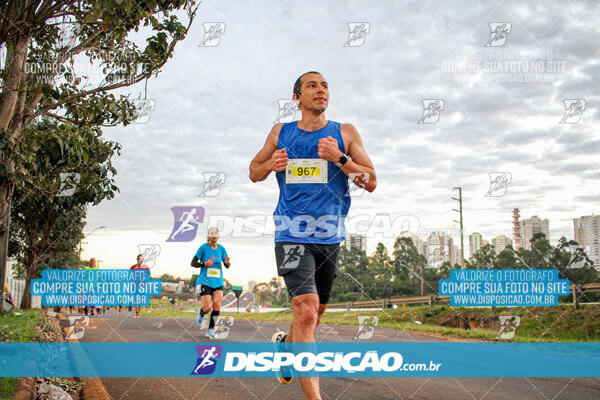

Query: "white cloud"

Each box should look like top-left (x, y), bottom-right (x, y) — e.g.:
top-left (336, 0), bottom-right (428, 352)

top-left (83, 0), bottom-right (600, 281)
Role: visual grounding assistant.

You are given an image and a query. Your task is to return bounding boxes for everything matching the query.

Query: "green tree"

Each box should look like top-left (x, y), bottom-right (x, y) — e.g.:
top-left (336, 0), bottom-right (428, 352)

top-left (554, 237), bottom-right (599, 290)
top-left (528, 232), bottom-right (554, 268)
top-left (494, 245), bottom-right (518, 269)
top-left (331, 245), bottom-right (368, 302)
top-left (253, 282), bottom-right (271, 305)
top-left (368, 243), bottom-right (394, 298)
top-left (0, 0), bottom-right (200, 273)
top-left (160, 274), bottom-right (177, 283)
top-left (466, 244), bottom-right (496, 269)
top-left (392, 236), bottom-right (427, 295)
top-left (9, 120), bottom-right (119, 308)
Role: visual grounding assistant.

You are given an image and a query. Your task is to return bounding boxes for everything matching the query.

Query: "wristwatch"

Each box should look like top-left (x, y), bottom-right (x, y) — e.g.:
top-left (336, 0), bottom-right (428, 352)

top-left (335, 154), bottom-right (349, 168)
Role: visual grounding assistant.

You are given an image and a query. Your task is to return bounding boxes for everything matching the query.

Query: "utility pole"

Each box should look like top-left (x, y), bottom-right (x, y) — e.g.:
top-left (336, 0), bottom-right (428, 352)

top-left (420, 263), bottom-right (424, 295)
top-left (452, 187), bottom-right (465, 268)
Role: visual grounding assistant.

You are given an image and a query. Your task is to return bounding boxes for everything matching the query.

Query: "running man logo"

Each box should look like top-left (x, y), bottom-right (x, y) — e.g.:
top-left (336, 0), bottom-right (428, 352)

top-left (57, 17), bottom-right (81, 51)
top-left (137, 244), bottom-right (161, 269)
top-left (426, 245), bottom-right (448, 270)
top-left (274, 99), bottom-right (300, 124)
top-left (559, 99), bottom-right (586, 124)
top-left (485, 22), bottom-right (512, 47)
top-left (132, 97), bottom-right (156, 124)
top-left (566, 245), bottom-right (592, 269)
top-left (418, 99), bottom-right (444, 124)
top-left (214, 316), bottom-right (234, 340)
top-left (191, 345), bottom-right (222, 375)
top-left (166, 206), bottom-right (205, 242)
top-left (485, 172), bottom-right (512, 197)
top-left (354, 316), bottom-right (378, 340)
top-left (346, 172), bottom-right (370, 197)
top-left (66, 316), bottom-right (89, 340)
top-left (496, 316), bottom-right (520, 340)
top-left (199, 172), bottom-right (226, 197)
top-left (199, 23), bottom-right (225, 47)
top-left (280, 244), bottom-right (305, 272)
top-left (57, 172), bottom-right (81, 197)
top-left (344, 22), bottom-right (370, 47)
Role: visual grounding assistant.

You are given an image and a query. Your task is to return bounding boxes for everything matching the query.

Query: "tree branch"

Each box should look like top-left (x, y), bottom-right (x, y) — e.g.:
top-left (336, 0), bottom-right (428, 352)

top-left (29, 5), bottom-right (199, 123)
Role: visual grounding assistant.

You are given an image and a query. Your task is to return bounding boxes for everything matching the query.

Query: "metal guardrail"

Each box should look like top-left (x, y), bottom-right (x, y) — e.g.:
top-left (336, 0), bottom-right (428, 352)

top-left (572, 282), bottom-right (600, 309)
top-left (326, 295), bottom-right (448, 309)
top-left (326, 283), bottom-right (600, 310)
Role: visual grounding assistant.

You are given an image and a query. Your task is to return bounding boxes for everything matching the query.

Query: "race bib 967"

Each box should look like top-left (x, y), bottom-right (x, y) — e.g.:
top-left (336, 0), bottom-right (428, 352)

top-left (286, 159), bottom-right (327, 184)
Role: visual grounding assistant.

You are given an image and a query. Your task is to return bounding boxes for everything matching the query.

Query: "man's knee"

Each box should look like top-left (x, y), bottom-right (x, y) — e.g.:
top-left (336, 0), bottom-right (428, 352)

top-left (298, 307), bottom-right (318, 327)
top-left (293, 296), bottom-right (319, 327)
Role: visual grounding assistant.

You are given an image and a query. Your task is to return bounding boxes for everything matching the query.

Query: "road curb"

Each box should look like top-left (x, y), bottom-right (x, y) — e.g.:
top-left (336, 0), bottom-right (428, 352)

top-left (56, 312), bottom-right (111, 400)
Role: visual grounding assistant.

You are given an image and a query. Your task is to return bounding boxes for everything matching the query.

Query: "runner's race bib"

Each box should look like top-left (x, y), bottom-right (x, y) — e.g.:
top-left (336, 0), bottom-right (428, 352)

top-left (207, 268), bottom-right (221, 278)
top-left (286, 159), bottom-right (328, 184)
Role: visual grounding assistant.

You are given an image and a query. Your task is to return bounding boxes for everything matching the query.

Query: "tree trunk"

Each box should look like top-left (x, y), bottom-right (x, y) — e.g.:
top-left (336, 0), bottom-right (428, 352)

top-left (0, 178), bottom-right (15, 234)
top-left (0, 36), bottom-right (31, 230)
top-left (20, 249), bottom-right (39, 309)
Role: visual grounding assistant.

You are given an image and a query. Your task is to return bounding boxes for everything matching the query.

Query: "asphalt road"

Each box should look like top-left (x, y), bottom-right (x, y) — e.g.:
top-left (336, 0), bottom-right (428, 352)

top-left (70, 309), bottom-right (600, 400)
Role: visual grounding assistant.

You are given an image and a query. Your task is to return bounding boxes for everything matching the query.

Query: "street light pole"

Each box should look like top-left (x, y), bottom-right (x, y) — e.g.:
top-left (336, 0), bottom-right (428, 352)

top-left (79, 225), bottom-right (107, 260)
top-left (344, 271), bottom-right (364, 299)
top-left (452, 187), bottom-right (465, 268)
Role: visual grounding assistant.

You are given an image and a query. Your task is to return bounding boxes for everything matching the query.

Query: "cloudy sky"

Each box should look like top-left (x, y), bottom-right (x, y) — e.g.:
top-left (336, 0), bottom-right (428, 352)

top-left (81, 0), bottom-right (599, 287)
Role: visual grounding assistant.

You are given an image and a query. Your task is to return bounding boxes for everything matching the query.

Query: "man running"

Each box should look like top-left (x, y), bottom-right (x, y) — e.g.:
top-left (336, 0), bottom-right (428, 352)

top-left (191, 227), bottom-right (231, 339)
top-left (131, 254), bottom-right (150, 319)
top-left (249, 71), bottom-right (376, 399)
top-left (84, 258), bottom-right (99, 316)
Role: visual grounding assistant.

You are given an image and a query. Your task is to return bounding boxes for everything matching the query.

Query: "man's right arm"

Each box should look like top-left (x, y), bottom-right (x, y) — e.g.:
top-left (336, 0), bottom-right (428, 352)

top-left (191, 256), bottom-right (204, 268)
top-left (249, 124), bottom-right (287, 182)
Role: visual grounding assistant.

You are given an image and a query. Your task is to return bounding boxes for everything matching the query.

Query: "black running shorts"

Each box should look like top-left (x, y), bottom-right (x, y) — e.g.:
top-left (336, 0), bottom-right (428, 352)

top-left (199, 285), bottom-right (224, 296)
top-left (274, 242), bottom-right (340, 304)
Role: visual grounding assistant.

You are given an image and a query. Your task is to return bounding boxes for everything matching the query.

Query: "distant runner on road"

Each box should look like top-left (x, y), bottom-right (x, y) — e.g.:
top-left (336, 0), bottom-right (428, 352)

top-left (191, 227), bottom-right (231, 339)
top-left (131, 254), bottom-right (150, 319)
top-left (84, 258), bottom-right (99, 316)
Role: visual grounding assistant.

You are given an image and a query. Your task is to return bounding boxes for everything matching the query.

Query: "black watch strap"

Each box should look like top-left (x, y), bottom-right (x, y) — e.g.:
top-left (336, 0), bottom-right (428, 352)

top-left (335, 155), bottom-right (348, 168)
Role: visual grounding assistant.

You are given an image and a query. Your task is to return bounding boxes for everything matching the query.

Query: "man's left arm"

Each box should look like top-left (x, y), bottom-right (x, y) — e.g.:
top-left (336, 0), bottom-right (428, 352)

top-left (223, 248), bottom-right (231, 268)
top-left (317, 124), bottom-right (377, 192)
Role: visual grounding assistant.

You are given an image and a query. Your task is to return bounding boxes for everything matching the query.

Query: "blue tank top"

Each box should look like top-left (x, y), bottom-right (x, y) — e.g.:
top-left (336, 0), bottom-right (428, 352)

top-left (194, 243), bottom-right (228, 288)
top-left (274, 120), bottom-right (350, 244)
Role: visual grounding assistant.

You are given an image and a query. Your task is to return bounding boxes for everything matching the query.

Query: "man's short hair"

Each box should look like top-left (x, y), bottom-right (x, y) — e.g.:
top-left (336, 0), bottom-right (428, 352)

top-left (293, 71), bottom-right (321, 97)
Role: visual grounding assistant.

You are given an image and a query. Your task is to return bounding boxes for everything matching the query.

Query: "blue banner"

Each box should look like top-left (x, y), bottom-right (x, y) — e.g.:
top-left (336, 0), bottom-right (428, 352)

top-left (1, 342), bottom-right (598, 378)
top-left (31, 269), bottom-right (161, 306)
top-left (439, 269), bottom-right (570, 306)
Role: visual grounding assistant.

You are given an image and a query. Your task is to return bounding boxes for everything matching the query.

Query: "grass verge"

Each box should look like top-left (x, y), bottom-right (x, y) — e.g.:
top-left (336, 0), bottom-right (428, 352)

top-left (144, 303), bottom-right (600, 342)
top-left (0, 309), bottom-right (43, 400)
